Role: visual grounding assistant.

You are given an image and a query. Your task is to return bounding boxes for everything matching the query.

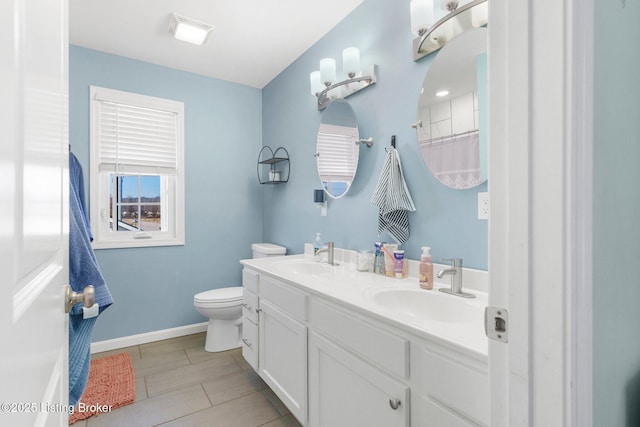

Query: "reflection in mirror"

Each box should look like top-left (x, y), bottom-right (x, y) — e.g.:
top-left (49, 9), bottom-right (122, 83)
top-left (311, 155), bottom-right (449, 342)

top-left (316, 99), bottom-right (360, 198)
top-left (416, 27), bottom-right (487, 189)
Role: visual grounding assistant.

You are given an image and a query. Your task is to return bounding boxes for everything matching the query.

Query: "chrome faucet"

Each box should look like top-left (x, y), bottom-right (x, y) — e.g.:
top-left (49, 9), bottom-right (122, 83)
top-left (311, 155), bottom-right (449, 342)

top-left (437, 258), bottom-right (475, 298)
top-left (316, 242), bottom-right (336, 265)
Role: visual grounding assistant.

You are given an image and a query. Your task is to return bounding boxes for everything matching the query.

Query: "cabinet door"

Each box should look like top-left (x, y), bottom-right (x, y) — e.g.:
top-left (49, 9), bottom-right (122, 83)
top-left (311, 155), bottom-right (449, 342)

top-left (309, 332), bottom-right (410, 427)
top-left (241, 289), bottom-right (259, 370)
top-left (259, 299), bottom-right (307, 425)
top-left (241, 316), bottom-right (258, 370)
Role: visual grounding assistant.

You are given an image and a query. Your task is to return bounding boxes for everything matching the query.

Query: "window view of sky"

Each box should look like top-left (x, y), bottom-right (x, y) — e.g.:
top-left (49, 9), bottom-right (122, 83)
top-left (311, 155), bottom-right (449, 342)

top-left (120, 176), bottom-right (160, 199)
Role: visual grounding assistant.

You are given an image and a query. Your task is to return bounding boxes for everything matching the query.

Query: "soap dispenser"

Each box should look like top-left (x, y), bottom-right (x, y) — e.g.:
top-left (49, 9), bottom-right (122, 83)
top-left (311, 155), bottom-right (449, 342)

top-left (419, 247), bottom-right (434, 290)
top-left (313, 233), bottom-right (323, 259)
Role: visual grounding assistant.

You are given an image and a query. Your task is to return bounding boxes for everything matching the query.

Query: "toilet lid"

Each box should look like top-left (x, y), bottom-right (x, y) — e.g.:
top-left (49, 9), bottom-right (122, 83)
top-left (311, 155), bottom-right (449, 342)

top-left (194, 287), bottom-right (243, 303)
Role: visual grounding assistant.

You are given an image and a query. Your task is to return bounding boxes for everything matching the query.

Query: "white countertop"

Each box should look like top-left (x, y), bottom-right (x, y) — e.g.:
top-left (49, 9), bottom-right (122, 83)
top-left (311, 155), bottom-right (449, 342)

top-left (240, 253), bottom-right (488, 361)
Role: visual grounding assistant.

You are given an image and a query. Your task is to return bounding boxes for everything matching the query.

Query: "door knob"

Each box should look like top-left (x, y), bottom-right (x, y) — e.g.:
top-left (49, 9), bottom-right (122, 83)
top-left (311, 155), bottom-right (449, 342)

top-left (65, 284), bottom-right (95, 313)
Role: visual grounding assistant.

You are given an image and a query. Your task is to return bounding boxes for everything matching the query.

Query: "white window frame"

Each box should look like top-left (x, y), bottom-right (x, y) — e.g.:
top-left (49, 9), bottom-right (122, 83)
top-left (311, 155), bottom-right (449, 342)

top-left (89, 86), bottom-right (185, 249)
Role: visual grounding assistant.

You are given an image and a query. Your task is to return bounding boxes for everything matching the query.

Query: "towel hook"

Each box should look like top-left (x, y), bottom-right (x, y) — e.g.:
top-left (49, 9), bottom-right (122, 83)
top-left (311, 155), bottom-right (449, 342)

top-left (385, 135), bottom-right (397, 152)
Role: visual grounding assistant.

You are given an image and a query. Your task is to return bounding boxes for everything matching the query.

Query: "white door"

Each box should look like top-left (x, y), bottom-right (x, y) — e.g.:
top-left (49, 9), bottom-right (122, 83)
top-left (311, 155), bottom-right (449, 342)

top-left (488, 0), bottom-right (594, 426)
top-left (0, 0), bottom-right (69, 426)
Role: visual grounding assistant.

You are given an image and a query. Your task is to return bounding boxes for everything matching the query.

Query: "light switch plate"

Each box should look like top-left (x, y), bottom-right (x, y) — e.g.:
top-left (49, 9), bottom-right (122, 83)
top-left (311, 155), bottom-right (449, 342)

top-left (478, 192), bottom-right (489, 220)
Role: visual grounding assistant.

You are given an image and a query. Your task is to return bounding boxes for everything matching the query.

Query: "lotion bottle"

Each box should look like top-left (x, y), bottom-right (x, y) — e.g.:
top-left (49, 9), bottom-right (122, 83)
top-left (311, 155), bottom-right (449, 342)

top-left (393, 250), bottom-right (405, 279)
top-left (419, 246), bottom-right (434, 290)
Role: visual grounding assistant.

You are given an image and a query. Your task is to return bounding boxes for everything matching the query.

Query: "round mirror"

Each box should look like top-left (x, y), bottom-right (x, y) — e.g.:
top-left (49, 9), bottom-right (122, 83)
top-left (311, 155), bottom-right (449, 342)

top-left (416, 27), bottom-right (487, 189)
top-left (316, 99), bottom-right (360, 198)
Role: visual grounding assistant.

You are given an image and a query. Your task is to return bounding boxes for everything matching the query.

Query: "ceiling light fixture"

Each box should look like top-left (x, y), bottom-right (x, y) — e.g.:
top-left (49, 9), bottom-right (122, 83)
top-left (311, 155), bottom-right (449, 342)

top-left (168, 13), bottom-right (214, 46)
top-left (436, 90), bottom-right (449, 97)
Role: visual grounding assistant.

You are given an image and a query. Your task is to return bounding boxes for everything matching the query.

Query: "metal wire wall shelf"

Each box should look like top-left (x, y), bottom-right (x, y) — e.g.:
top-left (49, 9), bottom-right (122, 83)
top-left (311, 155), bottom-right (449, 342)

top-left (257, 146), bottom-right (290, 184)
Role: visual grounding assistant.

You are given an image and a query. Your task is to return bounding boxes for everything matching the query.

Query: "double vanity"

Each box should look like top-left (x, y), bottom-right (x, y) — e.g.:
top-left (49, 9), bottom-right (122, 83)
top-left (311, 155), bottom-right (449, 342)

top-left (240, 249), bottom-right (489, 427)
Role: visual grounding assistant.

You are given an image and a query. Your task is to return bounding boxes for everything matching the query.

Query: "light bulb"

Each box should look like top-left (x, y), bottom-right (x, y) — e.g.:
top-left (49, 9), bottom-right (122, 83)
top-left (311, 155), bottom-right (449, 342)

top-left (310, 71), bottom-right (323, 97)
top-left (410, 0), bottom-right (434, 36)
top-left (320, 58), bottom-right (336, 86)
top-left (343, 47), bottom-right (361, 78)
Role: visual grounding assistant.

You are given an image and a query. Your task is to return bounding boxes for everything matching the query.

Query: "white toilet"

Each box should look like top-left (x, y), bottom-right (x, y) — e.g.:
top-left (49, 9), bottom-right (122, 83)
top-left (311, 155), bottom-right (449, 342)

top-left (194, 243), bottom-right (286, 352)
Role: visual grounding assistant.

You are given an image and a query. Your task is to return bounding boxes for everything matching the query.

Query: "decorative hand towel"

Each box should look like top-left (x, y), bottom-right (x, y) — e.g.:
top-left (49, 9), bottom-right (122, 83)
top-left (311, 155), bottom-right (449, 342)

top-left (69, 152), bottom-right (113, 406)
top-left (370, 147), bottom-right (416, 243)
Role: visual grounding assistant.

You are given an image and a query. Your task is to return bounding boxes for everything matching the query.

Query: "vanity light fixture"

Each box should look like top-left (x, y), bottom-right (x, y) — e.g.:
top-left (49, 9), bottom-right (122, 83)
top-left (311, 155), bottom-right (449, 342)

top-left (168, 13), bottom-right (214, 46)
top-left (309, 47), bottom-right (378, 111)
top-left (412, 0), bottom-right (488, 61)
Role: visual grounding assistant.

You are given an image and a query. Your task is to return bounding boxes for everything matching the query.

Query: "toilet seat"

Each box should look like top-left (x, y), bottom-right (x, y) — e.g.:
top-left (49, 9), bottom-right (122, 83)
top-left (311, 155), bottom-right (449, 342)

top-left (194, 287), bottom-right (243, 308)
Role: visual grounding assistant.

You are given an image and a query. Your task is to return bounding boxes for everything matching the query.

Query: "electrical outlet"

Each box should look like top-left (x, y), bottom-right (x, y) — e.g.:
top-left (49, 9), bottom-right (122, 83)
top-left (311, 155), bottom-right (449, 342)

top-left (478, 192), bottom-right (489, 220)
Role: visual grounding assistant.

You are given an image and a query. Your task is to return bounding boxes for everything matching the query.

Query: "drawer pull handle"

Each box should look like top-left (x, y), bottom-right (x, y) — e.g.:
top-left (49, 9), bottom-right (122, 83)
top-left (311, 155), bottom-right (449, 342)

top-left (242, 303), bottom-right (252, 310)
top-left (389, 398), bottom-right (401, 410)
top-left (242, 338), bottom-right (252, 348)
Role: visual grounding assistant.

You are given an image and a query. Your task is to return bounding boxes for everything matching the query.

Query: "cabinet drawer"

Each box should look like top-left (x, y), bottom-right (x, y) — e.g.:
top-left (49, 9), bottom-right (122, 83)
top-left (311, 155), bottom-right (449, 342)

top-left (311, 299), bottom-right (409, 379)
top-left (242, 289), bottom-right (258, 323)
top-left (242, 317), bottom-right (258, 370)
top-left (260, 276), bottom-right (308, 321)
top-left (242, 269), bottom-right (259, 293)
top-left (420, 348), bottom-right (488, 425)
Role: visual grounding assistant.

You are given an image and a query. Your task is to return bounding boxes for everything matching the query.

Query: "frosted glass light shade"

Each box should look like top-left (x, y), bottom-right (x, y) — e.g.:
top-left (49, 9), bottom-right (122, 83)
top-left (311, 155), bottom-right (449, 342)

top-left (343, 47), bottom-right (361, 78)
top-left (310, 71), bottom-right (323, 96)
top-left (168, 13), bottom-right (214, 45)
top-left (471, 1), bottom-right (488, 27)
top-left (410, 0), bottom-right (434, 36)
top-left (320, 58), bottom-right (337, 86)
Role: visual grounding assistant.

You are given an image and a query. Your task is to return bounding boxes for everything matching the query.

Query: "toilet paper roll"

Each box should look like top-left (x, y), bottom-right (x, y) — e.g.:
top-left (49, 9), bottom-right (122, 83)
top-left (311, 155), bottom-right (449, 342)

top-left (83, 303), bottom-right (99, 319)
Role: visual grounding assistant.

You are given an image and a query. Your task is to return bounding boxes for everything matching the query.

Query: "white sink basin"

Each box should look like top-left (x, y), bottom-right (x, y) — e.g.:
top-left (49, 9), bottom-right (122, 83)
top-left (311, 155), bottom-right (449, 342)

top-left (270, 259), bottom-right (337, 276)
top-left (366, 287), bottom-right (483, 324)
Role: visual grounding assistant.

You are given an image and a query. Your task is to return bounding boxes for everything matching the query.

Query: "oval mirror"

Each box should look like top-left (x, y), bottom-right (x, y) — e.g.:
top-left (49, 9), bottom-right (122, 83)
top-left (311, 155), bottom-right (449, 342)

top-left (416, 27), bottom-right (487, 189)
top-left (316, 99), bottom-right (360, 198)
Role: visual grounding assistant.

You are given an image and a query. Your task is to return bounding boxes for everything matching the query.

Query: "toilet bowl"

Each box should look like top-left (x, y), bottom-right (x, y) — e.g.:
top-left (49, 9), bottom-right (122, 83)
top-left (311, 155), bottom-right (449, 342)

top-left (194, 287), bottom-right (243, 352)
top-left (194, 243), bottom-right (286, 353)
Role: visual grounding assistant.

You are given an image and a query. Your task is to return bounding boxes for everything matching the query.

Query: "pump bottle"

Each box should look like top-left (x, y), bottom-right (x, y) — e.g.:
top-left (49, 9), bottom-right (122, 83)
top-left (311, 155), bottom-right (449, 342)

top-left (313, 233), bottom-right (322, 259)
top-left (419, 246), bottom-right (434, 290)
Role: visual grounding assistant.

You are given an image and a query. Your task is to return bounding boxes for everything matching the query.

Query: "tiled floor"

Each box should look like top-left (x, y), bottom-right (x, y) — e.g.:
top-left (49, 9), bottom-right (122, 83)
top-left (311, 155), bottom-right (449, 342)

top-left (74, 333), bottom-right (302, 427)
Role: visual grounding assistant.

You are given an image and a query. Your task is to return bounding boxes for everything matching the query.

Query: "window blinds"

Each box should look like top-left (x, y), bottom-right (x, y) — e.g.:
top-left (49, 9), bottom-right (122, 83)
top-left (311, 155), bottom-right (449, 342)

top-left (316, 124), bottom-right (359, 180)
top-left (95, 97), bottom-right (179, 175)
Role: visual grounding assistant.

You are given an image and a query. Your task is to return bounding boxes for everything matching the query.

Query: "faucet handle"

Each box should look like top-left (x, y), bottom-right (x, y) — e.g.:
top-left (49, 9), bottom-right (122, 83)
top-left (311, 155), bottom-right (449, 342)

top-left (441, 258), bottom-right (463, 267)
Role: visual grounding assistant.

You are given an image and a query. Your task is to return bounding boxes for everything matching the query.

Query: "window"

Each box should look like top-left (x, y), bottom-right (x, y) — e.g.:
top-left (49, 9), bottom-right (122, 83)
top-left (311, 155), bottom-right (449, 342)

top-left (89, 86), bottom-right (184, 248)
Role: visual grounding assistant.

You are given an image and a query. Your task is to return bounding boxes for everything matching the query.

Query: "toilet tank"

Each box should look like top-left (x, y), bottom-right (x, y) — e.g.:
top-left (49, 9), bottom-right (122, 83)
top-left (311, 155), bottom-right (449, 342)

top-left (251, 243), bottom-right (286, 259)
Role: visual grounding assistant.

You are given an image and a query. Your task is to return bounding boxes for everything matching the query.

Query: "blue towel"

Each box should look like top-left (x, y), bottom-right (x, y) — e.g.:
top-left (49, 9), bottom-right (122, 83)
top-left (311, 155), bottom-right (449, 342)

top-left (68, 152), bottom-right (113, 405)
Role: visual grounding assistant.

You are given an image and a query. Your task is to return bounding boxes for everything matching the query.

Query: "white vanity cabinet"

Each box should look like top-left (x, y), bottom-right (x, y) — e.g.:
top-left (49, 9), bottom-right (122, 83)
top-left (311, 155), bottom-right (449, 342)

top-left (258, 275), bottom-right (309, 425)
top-left (240, 264), bottom-right (488, 427)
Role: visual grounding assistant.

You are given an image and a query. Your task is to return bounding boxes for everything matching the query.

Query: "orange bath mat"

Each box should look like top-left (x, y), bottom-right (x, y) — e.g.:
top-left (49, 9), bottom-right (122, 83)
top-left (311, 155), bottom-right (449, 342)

top-left (69, 352), bottom-right (135, 424)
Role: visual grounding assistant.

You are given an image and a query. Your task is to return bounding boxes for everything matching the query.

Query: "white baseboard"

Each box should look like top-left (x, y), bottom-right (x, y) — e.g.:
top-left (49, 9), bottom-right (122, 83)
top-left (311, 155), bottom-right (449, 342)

top-left (90, 322), bottom-right (208, 354)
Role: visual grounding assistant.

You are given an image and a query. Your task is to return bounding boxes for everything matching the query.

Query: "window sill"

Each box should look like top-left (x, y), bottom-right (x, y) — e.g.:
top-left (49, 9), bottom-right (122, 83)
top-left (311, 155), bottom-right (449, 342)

top-left (92, 237), bottom-right (185, 250)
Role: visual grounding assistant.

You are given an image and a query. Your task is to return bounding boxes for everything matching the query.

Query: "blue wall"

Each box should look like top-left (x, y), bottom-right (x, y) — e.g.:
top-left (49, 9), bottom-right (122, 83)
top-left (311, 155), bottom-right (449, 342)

top-left (69, 46), bottom-right (263, 341)
top-left (261, 0), bottom-right (487, 269)
top-left (593, 1), bottom-right (640, 425)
